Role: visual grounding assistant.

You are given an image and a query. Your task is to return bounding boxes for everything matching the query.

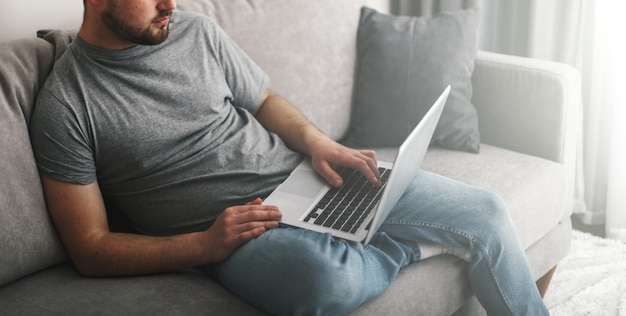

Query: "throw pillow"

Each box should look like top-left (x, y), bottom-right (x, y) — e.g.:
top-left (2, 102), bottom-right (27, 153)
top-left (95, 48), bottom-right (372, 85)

top-left (344, 7), bottom-right (481, 153)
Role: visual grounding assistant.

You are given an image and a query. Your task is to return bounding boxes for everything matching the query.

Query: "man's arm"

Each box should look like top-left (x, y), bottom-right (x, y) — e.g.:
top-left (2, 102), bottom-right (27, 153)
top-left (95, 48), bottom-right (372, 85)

top-left (252, 90), bottom-right (381, 187)
top-left (41, 176), bottom-right (281, 277)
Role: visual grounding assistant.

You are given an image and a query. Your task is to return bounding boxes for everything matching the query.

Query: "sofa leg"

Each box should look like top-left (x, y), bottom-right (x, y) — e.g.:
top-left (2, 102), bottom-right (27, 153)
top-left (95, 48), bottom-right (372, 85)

top-left (536, 265), bottom-right (557, 298)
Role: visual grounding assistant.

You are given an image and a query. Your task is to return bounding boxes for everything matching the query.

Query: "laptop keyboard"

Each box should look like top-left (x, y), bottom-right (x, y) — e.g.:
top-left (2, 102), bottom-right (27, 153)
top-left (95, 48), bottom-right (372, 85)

top-left (303, 166), bottom-right (391, 234)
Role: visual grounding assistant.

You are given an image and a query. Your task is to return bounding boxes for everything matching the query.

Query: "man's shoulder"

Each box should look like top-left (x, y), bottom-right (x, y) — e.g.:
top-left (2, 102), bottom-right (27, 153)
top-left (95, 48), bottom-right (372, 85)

top-left (39, 45), bottom-right (79, 99)
top-left (168, 11), bottom-right (228, 50)
top-left (171, 10), bottom-right (218, 30)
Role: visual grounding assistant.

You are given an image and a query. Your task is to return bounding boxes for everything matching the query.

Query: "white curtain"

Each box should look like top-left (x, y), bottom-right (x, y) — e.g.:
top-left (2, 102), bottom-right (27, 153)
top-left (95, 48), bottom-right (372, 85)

top-left (393, 0), bottom-right (626, 241)
top-left (590, 1), bottom-right (626, 241)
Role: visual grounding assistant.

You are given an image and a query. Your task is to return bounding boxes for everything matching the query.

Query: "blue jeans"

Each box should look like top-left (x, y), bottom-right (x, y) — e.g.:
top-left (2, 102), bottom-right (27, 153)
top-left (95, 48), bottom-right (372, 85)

top-left (204, 170), bottom-right (549, 316)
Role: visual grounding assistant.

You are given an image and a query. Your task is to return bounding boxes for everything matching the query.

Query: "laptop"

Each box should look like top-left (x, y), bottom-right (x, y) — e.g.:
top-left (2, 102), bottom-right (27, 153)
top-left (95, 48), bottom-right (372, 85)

top-left (264, 86), bottom-right (450, 244)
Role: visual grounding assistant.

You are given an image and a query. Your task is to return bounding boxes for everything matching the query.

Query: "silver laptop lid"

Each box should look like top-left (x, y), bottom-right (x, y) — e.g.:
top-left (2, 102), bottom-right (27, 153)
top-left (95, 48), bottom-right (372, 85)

top-left (363, 85), bottom-right (450, 244)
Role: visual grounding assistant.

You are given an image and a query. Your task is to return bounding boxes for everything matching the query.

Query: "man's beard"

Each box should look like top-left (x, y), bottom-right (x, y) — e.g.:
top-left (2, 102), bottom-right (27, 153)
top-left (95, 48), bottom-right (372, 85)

top-left (102, 3), bottom-right (172, 46)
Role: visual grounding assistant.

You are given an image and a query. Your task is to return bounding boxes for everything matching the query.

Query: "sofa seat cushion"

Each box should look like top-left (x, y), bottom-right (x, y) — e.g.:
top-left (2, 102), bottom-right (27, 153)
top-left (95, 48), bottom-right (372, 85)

top-left (375, 144), bottom-right (568, 249)
top-left (0, 256), bottom-right (473, 316)
top-left (0, 263), bottom-right (263, 316)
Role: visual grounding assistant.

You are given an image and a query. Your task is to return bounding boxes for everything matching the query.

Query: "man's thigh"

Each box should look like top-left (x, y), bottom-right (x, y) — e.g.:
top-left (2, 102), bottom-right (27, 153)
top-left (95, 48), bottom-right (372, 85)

top-left (202, 226), bottom-right (407, 315)
top-left (379, 169), bottom-right (513, 246)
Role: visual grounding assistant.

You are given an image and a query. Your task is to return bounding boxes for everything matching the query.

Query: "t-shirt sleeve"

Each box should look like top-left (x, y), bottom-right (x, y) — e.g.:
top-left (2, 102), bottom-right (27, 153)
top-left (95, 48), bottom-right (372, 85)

top-left (30, 87), bottom-right (97, 185)
top-left (207, 19), bottom-right (270, 113)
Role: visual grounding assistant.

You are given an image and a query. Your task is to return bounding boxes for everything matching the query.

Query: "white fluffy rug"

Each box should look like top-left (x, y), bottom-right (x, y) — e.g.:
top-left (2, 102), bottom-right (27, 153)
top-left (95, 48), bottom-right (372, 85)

top-left (545, 230), bottom-right (626, 315)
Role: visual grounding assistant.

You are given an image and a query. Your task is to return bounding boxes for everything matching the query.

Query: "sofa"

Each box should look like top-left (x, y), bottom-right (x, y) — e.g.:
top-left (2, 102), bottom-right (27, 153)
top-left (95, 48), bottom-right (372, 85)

top-left (0, 0), bottom-right (581, 315)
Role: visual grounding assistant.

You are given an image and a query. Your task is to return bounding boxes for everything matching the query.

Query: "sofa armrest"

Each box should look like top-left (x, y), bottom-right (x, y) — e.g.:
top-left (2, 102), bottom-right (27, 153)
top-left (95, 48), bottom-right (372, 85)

top-left (471, 51), bottom-right (581, 166)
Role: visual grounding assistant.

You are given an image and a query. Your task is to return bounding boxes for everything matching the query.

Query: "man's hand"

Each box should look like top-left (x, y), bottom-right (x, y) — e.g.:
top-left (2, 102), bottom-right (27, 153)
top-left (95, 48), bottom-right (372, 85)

top-left (204, 198), bottom-right (281, 263)
top-left (306, 134), bottom-right (381, 188)
top-left (253, 90), bottom-right (381, 188)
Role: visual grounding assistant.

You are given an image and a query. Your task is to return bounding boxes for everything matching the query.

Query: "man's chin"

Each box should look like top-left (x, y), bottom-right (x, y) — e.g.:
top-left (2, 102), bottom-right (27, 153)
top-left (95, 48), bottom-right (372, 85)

top-left (131, 28), bottom-right (169, 46)
top-left (150, 31), bottom-right (169, 45)
top-left (151, 25), bottom-right (170, 44)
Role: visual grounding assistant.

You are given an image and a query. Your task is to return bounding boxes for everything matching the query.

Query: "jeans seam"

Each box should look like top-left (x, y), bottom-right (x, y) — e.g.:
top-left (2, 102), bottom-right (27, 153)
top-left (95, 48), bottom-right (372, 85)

top-left (383, 219), bottom-right (516, 315)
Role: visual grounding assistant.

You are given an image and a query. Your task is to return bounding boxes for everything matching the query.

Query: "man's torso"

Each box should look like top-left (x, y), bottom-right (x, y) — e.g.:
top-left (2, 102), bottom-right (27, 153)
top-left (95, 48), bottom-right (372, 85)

top-left (30, 12), bottom-right (303, 235)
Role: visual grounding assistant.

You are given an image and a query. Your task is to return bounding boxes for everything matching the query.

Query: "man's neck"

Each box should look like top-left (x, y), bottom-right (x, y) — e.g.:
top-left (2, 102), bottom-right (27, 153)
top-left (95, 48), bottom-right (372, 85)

top-left (78, 24), bottom-right (137, 51)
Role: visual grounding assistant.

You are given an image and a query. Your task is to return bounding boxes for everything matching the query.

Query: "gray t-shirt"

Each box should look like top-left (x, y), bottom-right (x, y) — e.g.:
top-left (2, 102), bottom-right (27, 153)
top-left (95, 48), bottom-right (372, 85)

top-left (30, 12), bottom-right (303, 236)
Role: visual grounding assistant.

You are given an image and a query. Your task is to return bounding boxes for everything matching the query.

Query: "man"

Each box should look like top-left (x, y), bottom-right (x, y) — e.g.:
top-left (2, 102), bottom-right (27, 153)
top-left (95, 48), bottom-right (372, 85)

top-left (30, 0), bottom-right (549, 315)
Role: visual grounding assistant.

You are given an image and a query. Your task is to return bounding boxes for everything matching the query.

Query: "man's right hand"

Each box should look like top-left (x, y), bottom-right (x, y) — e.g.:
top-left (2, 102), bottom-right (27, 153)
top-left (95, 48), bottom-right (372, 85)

top-left (203, 198), bottom-right (281, 263)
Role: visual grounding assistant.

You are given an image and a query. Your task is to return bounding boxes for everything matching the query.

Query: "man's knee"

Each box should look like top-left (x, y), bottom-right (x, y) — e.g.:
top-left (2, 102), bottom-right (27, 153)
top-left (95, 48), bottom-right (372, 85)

top-left (486, 191), bottom-right (509, 218)
top-left (469, 189), bottom-right (522, 253)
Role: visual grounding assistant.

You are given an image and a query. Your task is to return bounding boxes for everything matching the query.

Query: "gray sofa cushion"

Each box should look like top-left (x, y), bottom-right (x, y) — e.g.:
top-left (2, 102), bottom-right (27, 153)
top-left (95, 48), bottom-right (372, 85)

top-left (344, 7), bottom-right (481, 153)
top-left (0, 263), bottom-right (262, 316)
top-left (376, 144), bottom-right (568, 249)
top-left (0, 253), bottom-right (472, 316)
top-left (176, 0), bottom-right (367, 141)
top-left (0, 37), bottom-right (67, 287)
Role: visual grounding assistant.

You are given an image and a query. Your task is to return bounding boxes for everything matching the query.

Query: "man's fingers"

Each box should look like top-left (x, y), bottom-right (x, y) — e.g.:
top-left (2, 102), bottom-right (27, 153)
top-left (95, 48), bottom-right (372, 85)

top-left (311, 160), bottom-right (343, 187)
top-left (246, 197), bottom-right (263, 205)
top-left (227, 217), bottom-right (281, 246)
top-left (216, 208), bottom-right (280, 248)
top-left (237, 208), bottom-right (282, 222)
top-left (315, 154), bottom-right (381, 187)
top-left (224, 206), bottom-right (281, 228)
top-left (226, 204), bottom-right (279, 216)
top-left (229, 226), bottom-right (269, 246)
top-left (360, 149), bottom-right (377, 160)
top-left (352, 151), bottom-right (381, 186)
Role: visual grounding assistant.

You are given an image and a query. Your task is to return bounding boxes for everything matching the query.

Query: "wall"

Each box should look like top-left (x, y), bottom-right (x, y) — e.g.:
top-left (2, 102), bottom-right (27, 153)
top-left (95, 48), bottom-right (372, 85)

top-left (3, 0), bottom-right (83, 42)
top-left (2, 0), bottom-right (390, 43)
top-left (365, 0), bottom-right (391, 13)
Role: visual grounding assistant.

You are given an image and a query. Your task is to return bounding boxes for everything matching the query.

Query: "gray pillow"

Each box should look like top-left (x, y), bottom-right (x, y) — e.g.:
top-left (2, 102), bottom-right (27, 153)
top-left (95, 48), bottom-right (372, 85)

top-left (344, 7), bottom-right (481, 153)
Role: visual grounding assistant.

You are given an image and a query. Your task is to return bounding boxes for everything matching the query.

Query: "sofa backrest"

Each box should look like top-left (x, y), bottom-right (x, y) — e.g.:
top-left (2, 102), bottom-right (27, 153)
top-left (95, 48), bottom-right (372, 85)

top-left (177, 0), bottom-right (367, 140)
top-left (0, 37), bottom-right (68, 287)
